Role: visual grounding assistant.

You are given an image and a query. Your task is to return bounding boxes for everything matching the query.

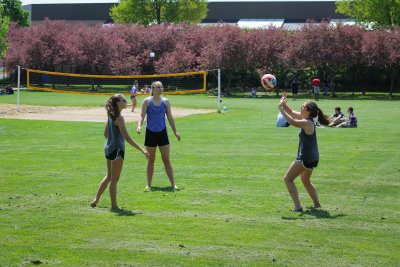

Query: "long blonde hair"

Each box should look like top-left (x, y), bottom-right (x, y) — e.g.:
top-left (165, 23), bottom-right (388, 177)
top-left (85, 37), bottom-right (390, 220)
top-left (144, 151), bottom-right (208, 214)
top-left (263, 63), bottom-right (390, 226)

top-left (150, 81), bottom-right (163, 96)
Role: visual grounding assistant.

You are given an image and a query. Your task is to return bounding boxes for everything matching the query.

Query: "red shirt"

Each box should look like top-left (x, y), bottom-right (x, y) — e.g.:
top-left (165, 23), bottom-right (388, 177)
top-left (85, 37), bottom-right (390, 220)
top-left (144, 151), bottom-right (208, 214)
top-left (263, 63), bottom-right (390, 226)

top-left (312, 78), bottom-right (321, 87)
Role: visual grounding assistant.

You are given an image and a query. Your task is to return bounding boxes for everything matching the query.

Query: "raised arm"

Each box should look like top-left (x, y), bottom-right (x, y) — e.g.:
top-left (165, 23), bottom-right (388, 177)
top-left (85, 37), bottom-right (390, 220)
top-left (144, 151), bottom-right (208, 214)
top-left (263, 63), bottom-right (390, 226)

top-left (137, 98), bottom-right (149, 134)
top-left (165, 99), bottom-right (181, 141)
top-left (279, 91), bottom-right (302, 119)
top-left (278, 97), bottom-right (313, 133)
top-left (116, 116), bottom-right (148, 157)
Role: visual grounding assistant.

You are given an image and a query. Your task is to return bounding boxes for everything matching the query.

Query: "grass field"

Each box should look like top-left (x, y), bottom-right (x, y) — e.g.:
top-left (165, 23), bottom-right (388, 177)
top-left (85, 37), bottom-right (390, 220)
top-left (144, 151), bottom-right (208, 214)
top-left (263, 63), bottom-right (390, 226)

top-left (1, 91), bottom-right (399, 266)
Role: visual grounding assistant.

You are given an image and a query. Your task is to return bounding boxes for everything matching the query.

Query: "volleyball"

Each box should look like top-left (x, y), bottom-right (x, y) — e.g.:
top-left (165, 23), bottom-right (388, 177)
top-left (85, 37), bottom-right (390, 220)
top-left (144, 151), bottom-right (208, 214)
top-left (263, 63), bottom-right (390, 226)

top-left (261, 74), bottom-right (277, 90)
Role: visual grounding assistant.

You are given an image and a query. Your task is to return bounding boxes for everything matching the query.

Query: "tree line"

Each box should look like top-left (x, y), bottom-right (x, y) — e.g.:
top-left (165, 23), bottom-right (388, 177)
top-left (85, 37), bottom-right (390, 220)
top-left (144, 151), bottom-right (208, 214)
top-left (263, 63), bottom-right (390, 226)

top-left (5, 20), bottom-right (399, 95)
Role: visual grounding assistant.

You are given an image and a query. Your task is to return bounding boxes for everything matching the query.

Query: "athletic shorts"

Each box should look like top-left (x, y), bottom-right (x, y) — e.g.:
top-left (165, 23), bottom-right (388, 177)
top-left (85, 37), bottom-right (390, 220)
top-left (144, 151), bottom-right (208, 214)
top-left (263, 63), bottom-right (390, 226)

top-left (105, 149), bottom-right (125, 160)
top-left (130, 96), bottom-right (136, 99)
top-left (145, 128), bottom-right (170, 147)
top-left (296, 159), bottom-right (318, 170)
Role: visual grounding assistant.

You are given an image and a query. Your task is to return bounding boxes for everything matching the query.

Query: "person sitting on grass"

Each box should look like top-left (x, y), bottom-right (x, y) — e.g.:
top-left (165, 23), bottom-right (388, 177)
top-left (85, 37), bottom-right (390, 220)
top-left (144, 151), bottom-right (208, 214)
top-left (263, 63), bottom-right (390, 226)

top-left (336, 107), bottom-right (357, 128)
top-left (328, 107), bottom-right (345, 127)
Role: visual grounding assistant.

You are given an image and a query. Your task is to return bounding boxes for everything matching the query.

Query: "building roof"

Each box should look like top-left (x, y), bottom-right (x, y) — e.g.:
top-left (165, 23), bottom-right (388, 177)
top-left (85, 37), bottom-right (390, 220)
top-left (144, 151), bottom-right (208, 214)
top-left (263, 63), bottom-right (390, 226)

top-left (23, 1), bottom-right (350, 27)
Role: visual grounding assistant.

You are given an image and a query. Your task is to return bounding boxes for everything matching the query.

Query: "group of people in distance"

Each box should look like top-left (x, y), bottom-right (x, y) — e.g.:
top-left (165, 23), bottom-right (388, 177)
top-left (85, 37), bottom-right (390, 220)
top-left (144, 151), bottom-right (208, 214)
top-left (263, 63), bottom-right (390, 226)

top-left (328, 106), bottom-right (358, 128)
top-left (291, 77), bottom-right (329, 101)
top-left (278, 105), bottom-right (357, 129)
top-left (91, 79), bottom-right (355, 213)
top-left (129, 80), bottom-right (151, 112)
top-left (91, 81), bottom-right (180, 210)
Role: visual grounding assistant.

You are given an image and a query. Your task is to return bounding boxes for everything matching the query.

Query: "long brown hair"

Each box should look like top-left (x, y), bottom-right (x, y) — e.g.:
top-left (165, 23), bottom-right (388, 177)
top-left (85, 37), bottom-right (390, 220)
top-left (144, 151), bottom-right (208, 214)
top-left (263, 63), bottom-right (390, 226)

top-left (304, 101), bottom-right (329, 126)
top-left (105, 94), bottom-right (124, 121)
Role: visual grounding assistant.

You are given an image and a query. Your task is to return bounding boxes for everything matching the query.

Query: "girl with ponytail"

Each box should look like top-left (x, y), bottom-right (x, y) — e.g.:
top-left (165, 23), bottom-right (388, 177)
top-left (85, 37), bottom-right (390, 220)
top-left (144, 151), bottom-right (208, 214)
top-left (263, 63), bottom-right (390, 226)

top-left (91, 94), bottom-right (149, 210)
top-left (278, 92), bottom-right (328, 212)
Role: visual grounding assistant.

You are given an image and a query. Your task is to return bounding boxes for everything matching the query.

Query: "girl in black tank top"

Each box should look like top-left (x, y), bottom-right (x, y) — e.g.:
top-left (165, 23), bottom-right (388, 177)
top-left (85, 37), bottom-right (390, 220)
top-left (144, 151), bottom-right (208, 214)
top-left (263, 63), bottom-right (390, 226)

top-left (278, 92), bottom-right (329, 212)
top-left (91, 94), bottom-right (149, 210)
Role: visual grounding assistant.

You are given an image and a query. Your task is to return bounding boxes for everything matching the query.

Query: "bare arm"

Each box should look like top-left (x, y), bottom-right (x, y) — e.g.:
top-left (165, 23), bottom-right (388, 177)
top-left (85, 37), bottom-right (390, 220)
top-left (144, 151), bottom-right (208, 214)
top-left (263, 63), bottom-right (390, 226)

top-left (137, 98), bottom-right (149, 134)
top-left (116, 116), bottom-right (148, 157)
top-left (278, 97), bottom-right (314, 134)
top-left (165, 99), bottom-right (181, 141)
top-left (104, 121), bottom-right (108, 139)
top-left (280, 91), bottom-right (302, 119)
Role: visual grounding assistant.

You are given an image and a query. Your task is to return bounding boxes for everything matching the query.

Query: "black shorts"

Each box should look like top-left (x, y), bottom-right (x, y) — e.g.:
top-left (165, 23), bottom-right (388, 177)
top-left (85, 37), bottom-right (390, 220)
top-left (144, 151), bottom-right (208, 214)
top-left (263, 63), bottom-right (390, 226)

top-left (301, 160), bottom-right (318, 169)
top-left (105, 149), bottom-right (125, 160)
top-left (145, 128), bottom-right (170, 147)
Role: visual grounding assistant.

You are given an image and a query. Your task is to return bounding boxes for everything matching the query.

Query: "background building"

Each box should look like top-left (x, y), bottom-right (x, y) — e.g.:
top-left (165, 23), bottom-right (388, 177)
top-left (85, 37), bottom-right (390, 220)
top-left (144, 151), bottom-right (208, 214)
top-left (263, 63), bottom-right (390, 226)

top-left (23, 0), bottom-right (352, 28)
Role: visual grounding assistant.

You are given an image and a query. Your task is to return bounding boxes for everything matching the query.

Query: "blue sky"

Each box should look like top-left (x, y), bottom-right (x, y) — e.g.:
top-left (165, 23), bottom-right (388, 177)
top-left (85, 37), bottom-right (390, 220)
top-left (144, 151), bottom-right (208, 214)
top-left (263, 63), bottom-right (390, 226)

top-left (22, 0), bottom-right (335, 5)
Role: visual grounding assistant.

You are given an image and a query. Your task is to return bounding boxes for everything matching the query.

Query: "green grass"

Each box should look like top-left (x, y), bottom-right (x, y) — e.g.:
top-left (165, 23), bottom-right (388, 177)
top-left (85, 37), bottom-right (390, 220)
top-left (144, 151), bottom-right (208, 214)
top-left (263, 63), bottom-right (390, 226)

top-left (1, 92), bottom-right (399, 266)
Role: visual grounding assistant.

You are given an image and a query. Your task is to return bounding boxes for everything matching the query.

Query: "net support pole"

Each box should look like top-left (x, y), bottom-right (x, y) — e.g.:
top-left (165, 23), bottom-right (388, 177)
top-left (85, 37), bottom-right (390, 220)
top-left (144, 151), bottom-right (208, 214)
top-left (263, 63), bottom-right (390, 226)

top-left (217, 69), bottom-right (221, 113)
top-left (17, 66), bottom-right (21, 112)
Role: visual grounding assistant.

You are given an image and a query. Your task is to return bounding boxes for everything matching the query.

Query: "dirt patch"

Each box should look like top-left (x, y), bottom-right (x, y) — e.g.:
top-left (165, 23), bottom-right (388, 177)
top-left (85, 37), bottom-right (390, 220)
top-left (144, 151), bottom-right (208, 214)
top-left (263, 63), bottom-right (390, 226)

top-left (0, 104), bottom-right (214, 123)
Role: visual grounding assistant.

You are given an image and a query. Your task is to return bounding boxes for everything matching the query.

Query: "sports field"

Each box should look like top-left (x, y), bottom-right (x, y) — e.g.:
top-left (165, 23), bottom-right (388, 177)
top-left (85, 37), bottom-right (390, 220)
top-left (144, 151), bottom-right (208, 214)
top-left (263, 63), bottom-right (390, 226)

top-left (0, 91), bottom-right (399, 266)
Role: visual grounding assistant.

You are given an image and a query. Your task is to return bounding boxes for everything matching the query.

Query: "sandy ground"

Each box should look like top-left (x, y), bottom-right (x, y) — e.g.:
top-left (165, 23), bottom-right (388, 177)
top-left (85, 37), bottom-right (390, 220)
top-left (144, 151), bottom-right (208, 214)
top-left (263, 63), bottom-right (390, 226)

top-left (0, 103), bottom-right (214, 123)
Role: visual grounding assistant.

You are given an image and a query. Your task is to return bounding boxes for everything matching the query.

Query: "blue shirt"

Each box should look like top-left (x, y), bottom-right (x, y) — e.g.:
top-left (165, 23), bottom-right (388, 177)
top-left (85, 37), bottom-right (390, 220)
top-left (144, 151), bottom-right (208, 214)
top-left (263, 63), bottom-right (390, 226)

top-left (146, 97), bottom-right (167, 132)
top-left (277, 113), bottom-right (289, 127)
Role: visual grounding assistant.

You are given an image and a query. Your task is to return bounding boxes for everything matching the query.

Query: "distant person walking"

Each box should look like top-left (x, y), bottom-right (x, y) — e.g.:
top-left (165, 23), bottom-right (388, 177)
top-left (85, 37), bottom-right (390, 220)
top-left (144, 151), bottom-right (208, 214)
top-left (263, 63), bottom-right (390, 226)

top-left (311, 77), bottom-right (321, 101)
top-left (130, 80), bottom-right (139, 112)
top-left (291, 78), bottom-right (299, 101)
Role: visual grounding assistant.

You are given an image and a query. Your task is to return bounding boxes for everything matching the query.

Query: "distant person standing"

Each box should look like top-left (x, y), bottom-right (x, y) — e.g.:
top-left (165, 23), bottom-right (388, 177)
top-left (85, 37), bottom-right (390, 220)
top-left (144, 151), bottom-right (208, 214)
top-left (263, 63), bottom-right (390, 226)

top-left (129, 80), bottom-right (138, 112)
top-left (250, 88), bottom-right (257, 98)
top-left (291, 78), bottom-right (299, 101)
top-left (311, 77), bottom-right (321, 101)
top-left (323, 79), bottom-right (329, 96)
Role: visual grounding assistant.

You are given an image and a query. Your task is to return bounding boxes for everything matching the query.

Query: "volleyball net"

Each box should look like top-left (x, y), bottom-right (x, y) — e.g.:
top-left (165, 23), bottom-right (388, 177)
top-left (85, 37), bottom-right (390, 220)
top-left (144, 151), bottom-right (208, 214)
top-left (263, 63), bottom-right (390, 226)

top-left (26, 69), bottom-right (207, 95)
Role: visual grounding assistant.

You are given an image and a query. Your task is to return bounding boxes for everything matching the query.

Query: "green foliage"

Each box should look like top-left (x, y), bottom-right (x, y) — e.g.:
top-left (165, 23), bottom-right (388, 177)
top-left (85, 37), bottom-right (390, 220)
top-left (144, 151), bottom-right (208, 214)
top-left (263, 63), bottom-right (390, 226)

top-left (0, 93), bottom-right (400, 265)
top-left (336, 0), bottom-right (400, 28)
top-left (0, 4), bottom-right (10, 59)
top-left (110, 0), bottom-right (208, 25)
top-left (1, 0), bottom-right (30, 27)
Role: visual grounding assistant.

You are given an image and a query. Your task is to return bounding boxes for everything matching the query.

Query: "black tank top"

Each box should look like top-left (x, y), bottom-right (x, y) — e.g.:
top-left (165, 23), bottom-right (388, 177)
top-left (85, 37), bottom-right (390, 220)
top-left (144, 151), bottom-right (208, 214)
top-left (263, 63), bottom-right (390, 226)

top-left (297, 119), bottom-right (319, 162)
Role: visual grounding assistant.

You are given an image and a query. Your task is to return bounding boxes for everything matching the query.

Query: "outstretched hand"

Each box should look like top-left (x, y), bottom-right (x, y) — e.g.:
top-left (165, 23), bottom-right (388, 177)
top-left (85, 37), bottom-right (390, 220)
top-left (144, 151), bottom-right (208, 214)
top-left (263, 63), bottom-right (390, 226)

top-left (175, 132), bottom-right (181, 141)
top-left (278, 91), bottom-right (287, 110)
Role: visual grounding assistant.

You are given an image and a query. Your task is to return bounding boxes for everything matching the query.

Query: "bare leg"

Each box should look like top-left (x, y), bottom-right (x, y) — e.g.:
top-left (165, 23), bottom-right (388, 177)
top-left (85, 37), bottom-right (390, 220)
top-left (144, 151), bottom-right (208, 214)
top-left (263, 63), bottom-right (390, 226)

top-left (284, 160), bottom-right (306, 211)
top-left (109, 158), bottom-right (124, 209)
top-left (159, 144), bottom-right (176, 190)
top-left (131, 98), bottom-right (137, 112)
top-left (301, 169), bottom-right (321, 208)
top-left (146, 147), bottom-right (157, 188)
top-left (91, 160), bottom-right (111, 207)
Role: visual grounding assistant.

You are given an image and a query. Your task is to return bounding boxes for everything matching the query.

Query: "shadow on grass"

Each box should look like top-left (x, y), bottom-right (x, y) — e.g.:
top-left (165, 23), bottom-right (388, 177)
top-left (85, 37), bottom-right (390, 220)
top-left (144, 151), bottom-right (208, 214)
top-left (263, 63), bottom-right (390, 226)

top-left (111, 207), bottom-right (139, 216)
top-left (144, 186), bottom-right (181, 192)
top-left (282, 207), bottom-right (346, 220)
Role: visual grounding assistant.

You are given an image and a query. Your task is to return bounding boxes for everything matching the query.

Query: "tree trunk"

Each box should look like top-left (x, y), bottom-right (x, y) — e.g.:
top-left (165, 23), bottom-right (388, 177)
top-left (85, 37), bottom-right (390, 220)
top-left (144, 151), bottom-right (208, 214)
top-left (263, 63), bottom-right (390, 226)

top-left (330, 80), bottom-right (335, 97)
top-left (389, 70), bottom-right (395, 98)
top-left (155, 0), bottom-right (161, 24)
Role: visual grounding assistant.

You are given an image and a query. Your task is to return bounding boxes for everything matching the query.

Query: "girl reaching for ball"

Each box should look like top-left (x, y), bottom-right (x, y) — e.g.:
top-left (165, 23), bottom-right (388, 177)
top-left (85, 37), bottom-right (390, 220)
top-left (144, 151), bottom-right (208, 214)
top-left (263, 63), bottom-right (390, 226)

top-left (278, 92), bottom-right (329, 212)
top-left (91, 94), bottom-right (149, 210)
